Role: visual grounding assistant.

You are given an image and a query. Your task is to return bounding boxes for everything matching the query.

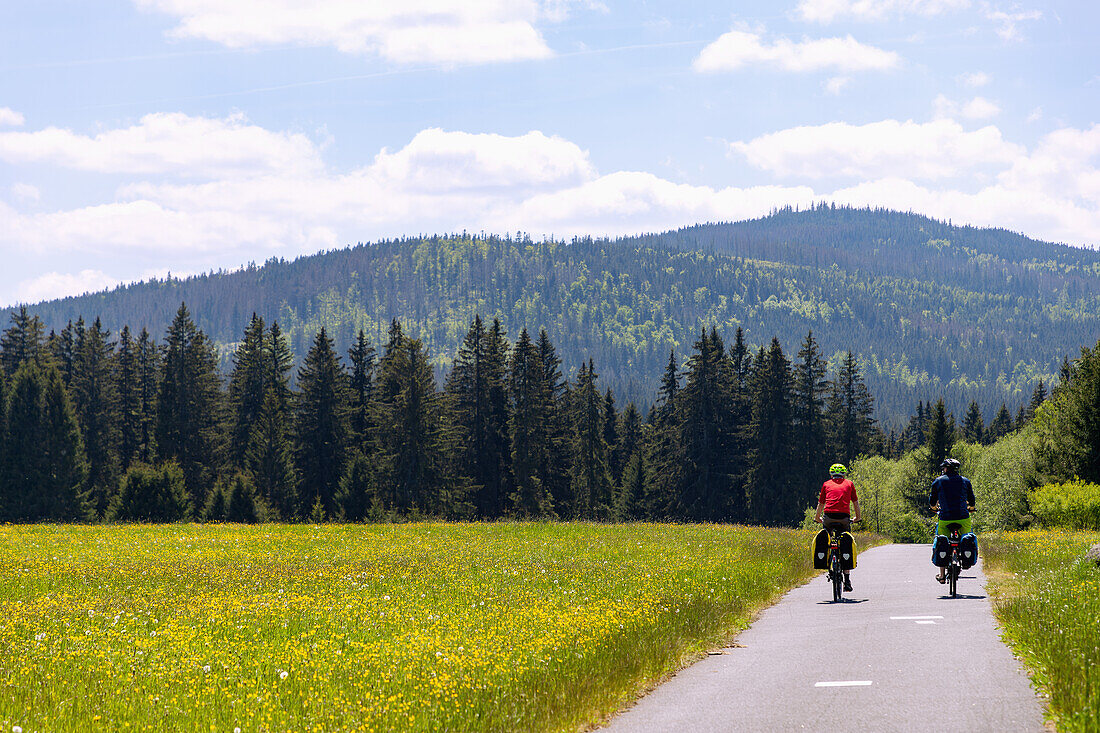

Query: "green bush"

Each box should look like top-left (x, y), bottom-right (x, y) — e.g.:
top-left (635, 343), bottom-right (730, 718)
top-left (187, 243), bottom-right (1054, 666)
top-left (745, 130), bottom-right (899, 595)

top-left (1029, 480), bottom-right (1100, 530)
top-left (107, 462), bottom-right (192, 522)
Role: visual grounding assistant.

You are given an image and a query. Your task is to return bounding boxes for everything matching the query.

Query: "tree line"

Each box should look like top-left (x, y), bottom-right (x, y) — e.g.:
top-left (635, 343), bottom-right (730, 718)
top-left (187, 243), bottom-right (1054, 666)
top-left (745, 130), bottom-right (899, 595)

top-left (0, 305), bottom-right (885, 525)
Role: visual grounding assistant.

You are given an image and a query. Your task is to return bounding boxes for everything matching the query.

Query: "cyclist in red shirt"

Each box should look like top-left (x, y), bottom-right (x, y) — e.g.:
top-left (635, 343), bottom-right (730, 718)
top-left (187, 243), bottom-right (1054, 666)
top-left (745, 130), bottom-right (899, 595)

top-left (814, 463), bottom-right (861, 592)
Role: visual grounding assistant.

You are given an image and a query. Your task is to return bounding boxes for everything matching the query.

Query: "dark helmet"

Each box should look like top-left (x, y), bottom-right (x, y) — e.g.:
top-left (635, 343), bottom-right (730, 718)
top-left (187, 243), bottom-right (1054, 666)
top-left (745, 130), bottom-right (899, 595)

top-left (940, 458), bottom-right (961, 472)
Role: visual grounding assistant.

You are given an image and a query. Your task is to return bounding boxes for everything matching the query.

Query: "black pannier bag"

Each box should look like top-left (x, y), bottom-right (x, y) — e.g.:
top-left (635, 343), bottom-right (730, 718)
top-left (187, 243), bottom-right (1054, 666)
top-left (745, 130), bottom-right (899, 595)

top-left (959, 533), bottom-right (978, 568)
top-left (838, 532), bottom-right (857, 570)
top-left (813, 529), bottom-right (830, 569)
top-left (932, 534), bottom-right (951, 567)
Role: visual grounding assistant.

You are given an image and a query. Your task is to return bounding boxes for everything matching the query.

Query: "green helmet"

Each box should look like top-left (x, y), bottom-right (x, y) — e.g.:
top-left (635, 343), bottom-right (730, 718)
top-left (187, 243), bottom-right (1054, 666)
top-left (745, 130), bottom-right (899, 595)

top-left (829, 463), bottom-right (848, 476)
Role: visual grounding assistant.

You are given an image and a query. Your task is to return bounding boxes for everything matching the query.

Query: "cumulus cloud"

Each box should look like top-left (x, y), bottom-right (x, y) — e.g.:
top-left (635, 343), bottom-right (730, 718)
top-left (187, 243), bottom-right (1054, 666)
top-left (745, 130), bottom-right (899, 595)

top-left (133, 0), bottom-right (560, 65)
top-left (825, 76), bottom-right (851, 94)
top-left (0, 107), bottom-right (24, 127)
top-left (961, 97), bottom-right (1001, 119)
top-left (934, 94), bottom-right (1001, 120)
top-left (796, 0), bottom-right (969, 23)
top-left (3, 121), bottom-right (1100, 306)
top-left (0, 112), bottom-right (322, 178)
top-left (369, 128), bottom-right (595, 192)
top-left (729, 118), bottom-right (1022, 180)
top-left (694, 29), bottom-right (899, 73)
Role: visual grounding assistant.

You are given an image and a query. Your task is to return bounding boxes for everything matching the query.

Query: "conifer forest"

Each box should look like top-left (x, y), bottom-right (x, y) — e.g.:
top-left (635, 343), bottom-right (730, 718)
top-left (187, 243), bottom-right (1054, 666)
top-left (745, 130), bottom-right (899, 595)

top-left (4, 206), bottom-right (1099, 527)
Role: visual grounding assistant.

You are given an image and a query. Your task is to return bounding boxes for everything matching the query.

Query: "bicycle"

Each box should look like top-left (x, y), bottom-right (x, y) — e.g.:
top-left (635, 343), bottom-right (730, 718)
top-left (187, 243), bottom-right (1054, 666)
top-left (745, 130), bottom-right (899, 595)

top-left (819, 520), bottom-right (858, 602)
top-left (942, 522), bottom-right (964, 598)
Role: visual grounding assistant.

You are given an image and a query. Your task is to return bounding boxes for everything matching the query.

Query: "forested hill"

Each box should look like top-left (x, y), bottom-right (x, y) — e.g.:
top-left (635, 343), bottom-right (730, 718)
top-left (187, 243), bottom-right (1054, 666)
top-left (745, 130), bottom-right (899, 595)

top-left (22, 206), bottom-right (1100, 427)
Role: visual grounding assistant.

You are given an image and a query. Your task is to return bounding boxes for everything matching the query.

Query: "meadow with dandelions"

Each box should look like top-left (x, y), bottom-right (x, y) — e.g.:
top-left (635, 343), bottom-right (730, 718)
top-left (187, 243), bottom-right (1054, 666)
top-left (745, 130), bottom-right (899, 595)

top-left (0, 523), bottom-right (820, 732)
top-left (983, 531), bottom-right (1100, 733)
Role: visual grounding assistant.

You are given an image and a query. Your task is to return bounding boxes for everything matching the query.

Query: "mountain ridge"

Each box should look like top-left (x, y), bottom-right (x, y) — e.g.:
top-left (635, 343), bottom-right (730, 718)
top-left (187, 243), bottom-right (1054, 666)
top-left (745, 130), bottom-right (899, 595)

top-left (20, 206), bottom-right (1100, 427)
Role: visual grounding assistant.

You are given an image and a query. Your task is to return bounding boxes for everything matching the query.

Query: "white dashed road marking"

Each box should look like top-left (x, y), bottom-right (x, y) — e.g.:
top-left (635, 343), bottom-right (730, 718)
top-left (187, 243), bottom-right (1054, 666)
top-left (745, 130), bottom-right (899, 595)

top-left (815, 681), bottom-right (873, 687)
top-left (890, 616), bottom-right (943, 620)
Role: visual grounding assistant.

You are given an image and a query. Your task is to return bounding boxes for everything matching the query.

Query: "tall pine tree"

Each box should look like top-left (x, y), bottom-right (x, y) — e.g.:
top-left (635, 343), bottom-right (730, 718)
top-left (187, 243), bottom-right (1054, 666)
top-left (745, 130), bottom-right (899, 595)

top-left (294, 327), bottom-right (350, 518)
top-left (156, 303), bottom-right (224, 512)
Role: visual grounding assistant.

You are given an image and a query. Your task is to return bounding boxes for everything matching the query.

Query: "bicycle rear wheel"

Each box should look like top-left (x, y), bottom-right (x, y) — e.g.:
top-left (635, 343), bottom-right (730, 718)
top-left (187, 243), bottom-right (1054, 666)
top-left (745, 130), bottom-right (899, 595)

top-left (831, 556), bottom-right (842, 602)
top-left (948, 564), bottom-right (958, 598)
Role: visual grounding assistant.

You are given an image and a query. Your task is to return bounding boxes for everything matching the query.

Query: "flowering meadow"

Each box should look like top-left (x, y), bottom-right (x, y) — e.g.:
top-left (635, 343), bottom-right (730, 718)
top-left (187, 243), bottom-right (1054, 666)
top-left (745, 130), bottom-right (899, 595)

top-left (982, 530), bottom-right (1100, 732)
top-left (0, 523), bottom-right (819, 732)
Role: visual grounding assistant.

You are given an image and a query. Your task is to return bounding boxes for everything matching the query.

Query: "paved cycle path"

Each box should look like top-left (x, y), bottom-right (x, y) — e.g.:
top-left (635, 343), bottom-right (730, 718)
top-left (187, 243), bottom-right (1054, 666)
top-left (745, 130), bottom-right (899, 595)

top-left (603, 543), bottom-right (1045, 733)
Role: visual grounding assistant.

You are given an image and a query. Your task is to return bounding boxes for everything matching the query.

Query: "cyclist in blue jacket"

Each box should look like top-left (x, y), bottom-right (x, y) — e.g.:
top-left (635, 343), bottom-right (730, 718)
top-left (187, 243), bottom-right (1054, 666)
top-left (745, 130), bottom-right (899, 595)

top-left (929, 458), bottom-right (975, 584)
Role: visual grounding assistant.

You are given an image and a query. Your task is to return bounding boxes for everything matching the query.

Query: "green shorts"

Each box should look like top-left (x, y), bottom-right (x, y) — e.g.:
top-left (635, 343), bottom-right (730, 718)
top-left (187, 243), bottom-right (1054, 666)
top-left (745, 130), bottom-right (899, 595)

top-left (936, 517), bottom-right (972, 536)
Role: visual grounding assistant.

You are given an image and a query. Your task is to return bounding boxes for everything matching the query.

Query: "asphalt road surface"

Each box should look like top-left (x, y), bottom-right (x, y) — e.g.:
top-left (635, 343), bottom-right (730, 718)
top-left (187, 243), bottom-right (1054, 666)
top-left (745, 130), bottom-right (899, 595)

top-left (603, 543), bottom-right (1046, 733)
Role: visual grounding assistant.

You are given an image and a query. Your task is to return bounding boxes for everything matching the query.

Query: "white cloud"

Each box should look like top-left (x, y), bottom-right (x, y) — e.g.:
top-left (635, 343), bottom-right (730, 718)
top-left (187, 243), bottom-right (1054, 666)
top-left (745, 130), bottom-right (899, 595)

top-left (729, 118), bottom-right (1022, 180)
top-left (0, 113), bottom-right (322, 178)
top-left (369, 128), bottom-right (595, 192)
top-left (0, 107), bottom-right (24, 127)
top-left (934, 94), bottom-right (1000, 120)
top-left (958, 71), bottom-right (990, 87)
top-left (3, 122), bottom-right (1100, 307)
top-left (694, 29), bottom-right (899, 73)
top-left (10, 183), bottom-right (40, 205)
top-left (134, 0), bottom-right (560, 65)
top-left (825, 76), bottom-right (851, 94)
top-left (1026, 106), bottom-right (1043, 123)
top-left (796, 0), bottom-right (969, 23)
top-left (961, 97), bottom-right (1000, 119)
top-left (501, 172), bottom-right (816, 236)
top-left (983, 5), bottom-right (1042, 41)
top-left (14, 270), bottom-right (120, 304)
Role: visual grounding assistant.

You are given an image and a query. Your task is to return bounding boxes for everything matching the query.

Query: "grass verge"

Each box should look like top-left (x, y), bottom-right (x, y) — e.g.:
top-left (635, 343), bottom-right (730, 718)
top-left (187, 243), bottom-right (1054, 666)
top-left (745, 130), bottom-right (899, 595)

top-left (982, 530), bottom-right (1100, 733)
top-left (0, 522), bottom-right (845, 732)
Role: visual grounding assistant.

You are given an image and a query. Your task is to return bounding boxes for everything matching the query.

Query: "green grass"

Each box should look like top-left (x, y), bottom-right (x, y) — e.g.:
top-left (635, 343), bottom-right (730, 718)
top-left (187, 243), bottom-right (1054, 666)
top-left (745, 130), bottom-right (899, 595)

top-left (982, 530), bottom-right (1100, 732)
top-left (0, 522), bottom-right (833, 732)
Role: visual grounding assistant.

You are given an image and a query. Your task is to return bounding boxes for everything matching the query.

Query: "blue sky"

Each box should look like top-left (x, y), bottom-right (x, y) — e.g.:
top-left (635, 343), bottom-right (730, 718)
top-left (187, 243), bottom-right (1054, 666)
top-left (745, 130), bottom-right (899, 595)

top-left (0, 0), bottom-right (1096, 305)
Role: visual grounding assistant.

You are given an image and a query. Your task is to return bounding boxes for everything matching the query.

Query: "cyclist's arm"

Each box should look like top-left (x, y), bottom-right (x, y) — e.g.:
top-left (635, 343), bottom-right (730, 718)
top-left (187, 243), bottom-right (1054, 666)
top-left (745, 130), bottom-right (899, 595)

top-left (851, 498), bottom-right (861, 523)
top-left (813, 499), bottom-right (825, 523)
top-left (966, 479), bottom-right (976, 511)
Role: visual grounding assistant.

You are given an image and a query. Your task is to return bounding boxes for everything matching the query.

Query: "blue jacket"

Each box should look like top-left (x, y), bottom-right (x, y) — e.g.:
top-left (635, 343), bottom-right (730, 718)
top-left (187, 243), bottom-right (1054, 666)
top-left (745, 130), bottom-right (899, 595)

top-left (929, 474), bottom-right (975, 520)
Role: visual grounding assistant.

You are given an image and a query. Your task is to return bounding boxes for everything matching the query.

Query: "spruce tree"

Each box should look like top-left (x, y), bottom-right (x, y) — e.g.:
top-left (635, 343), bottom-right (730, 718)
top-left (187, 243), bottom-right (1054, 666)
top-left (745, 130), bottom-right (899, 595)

top-left (347, 329), bottom-right (376, 452)
top-left (792, 331), bottom-right (829, 504)
top-left (507, 328), bottom-right (554, 518)
top-left (644, 350), bottom-right (683, 520)
top-left (614, 403), bottom-right (643, 485)
top-left (72, 317), bottom-right (119, 517)
top-left (4, 362), bottom-right (89, 521)
top-left (987, 403), bottom-right (1014, 443)
top-left (727, 327), bottom-right (753, 497)
top-left (373, 335), bottom-right (449, 514)
top-left (445, 316), bottom-right (510, 518)
top-left (294, 327), bottom-right (350, 518)
top-left (676, 329), bottom-right (739, 521)
top-left (925, 398), bottom-right (953, 477)
top-left (0, 307), bottom-right (46, 378)
top-left (227, 314), bottom-right (267, 469)
top-left (108, 461), bottom-right (191, 523)
top-left (568, 359), bottom-right (613, 519)
top-left (135, 328), bottom-right (160, 464)
top-left (115, 326), bottom-right (143, 471)
top-left (962, 401), bottom-right (984, 444)
top-left (615, 451), bottom-right (647, 521)
top-left (536, 330), bottom-right (571, 512)
top-left (156, 303), bottom-right (224, 512)
top-left (747, 339), bottom-right (799, 525)
top-left (603, 388), bottom-right (621, 485)
top-left (825, 351), bottom-right (876, 464)
top-left (246, 386), bottom-right (299, 520)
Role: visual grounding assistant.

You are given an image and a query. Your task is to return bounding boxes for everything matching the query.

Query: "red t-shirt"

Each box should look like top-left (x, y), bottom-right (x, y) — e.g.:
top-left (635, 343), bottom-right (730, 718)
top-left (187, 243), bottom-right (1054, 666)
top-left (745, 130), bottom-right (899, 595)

top-left (819, 478), bottom-right (857, 514)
